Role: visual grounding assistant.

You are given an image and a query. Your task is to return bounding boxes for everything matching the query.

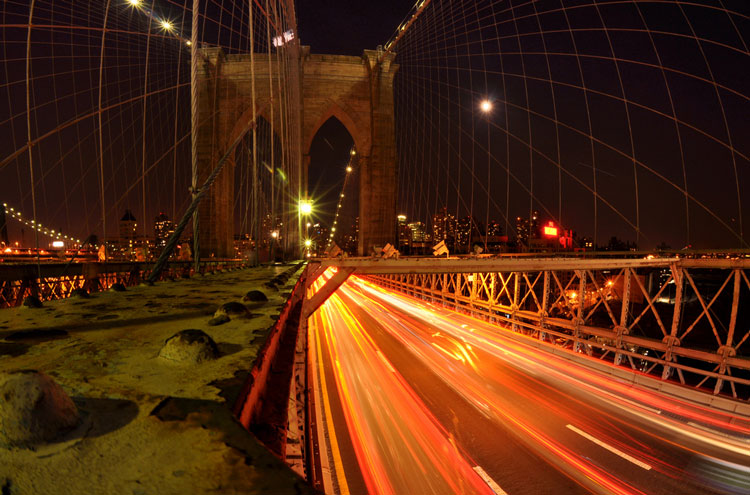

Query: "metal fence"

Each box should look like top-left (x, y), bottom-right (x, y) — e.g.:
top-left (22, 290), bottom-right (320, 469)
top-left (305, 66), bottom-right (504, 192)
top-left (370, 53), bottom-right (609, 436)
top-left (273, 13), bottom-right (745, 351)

top-left (363, 258), bottom-right (750, 401)
top-left (0, 260), bottom-right (248, 308)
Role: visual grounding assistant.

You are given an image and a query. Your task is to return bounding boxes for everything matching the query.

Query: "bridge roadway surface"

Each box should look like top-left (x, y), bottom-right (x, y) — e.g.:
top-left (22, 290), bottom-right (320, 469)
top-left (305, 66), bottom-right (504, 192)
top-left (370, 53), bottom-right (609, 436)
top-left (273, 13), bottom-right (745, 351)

top-left (309, 275), bottom-right (750, 495)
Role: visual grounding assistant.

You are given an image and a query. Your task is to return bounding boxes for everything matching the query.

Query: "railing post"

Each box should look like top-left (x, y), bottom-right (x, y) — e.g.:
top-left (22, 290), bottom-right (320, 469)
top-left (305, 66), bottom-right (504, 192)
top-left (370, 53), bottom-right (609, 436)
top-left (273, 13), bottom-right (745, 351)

top-left (615, 268), bottom-right (631, 366)
top-left (574, 270), bottom-right (586, 353)
top-left (539, 271), bottom-right (550, 342)
top-left (714, 269), bottom-right (740, 395)
top-left (662, 263), bottom-right (683, 380)
top-left (511, 271), bottom-right (520, 332)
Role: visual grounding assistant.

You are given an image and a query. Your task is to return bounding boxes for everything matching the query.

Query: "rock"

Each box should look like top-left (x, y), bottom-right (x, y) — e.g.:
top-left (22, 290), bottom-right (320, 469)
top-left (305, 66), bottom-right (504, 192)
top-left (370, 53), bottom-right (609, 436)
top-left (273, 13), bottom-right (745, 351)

top-left (243, 290), bottom-right (268, 303)
top-left (158, 330), bottom-right (219, 364)
top-left (109, 283), bottom-right (126, 292)
top-left (208, 314), bottom-right (230, 326)
top-left (21, 296), bottom-right (43, 308)
top-left (215, 302), bottom-right (249, 318)
top-left (0, 370), bottom-right (79, 448)
top-left (262, 282), bottom-right (278, 291)
top-left (70, 288), bottom-right (89, 299)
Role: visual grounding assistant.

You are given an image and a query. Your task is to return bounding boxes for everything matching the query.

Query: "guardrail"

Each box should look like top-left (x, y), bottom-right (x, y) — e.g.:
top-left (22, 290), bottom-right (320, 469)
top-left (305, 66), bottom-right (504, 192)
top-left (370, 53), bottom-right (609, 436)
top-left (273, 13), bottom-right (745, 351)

top-left (0, 260), bottom-right (248, 308)
top-left (361, 257), bottom-right (750, 401)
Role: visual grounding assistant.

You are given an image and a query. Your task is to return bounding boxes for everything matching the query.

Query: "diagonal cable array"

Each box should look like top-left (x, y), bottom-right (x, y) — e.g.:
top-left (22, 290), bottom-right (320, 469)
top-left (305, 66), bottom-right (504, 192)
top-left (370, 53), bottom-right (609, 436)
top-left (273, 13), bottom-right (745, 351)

top-left (390, 0), bottom-right (750, 251)
top-left (0, 0), bottom-right (303, 261)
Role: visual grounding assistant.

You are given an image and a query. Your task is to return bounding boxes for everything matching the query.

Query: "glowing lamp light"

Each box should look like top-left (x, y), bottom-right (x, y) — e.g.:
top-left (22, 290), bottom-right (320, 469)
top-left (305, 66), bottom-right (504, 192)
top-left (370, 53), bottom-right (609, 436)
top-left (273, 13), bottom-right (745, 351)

top-left (480, 99), bottom-right (492, 113)
top-left (346, 166), bottom-right (353, 173)
top-left (128, 0), bottom-right (141, 5)
top-left (271, 230), bottom-right (279, 239)
top-left (160, 20), bottom-right (174, 31)
top-left (299, 200), bottom-right (313, 215)
top-left (350, 149), bottom-right (357, 156)
top-left (606, 280), bottom-right (614, 287)
top-left (304, 239), bottom-right (312, 247)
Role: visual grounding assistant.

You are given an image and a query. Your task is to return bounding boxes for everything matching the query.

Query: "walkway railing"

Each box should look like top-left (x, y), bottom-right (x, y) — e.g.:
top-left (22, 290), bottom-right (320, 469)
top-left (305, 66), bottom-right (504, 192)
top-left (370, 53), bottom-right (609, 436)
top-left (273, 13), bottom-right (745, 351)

top-left (0, 260), bottom-right (248, 308)
top-left (356, 257), bottom-right (750, 401)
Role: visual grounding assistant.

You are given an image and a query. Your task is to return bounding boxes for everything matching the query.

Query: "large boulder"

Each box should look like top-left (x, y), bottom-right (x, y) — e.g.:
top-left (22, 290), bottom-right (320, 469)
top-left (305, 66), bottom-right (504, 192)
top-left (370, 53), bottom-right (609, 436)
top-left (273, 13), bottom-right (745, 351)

top-left (0, 370), bottom-right (79, 448)
top-left (158, 329), bottom-right (219, 364)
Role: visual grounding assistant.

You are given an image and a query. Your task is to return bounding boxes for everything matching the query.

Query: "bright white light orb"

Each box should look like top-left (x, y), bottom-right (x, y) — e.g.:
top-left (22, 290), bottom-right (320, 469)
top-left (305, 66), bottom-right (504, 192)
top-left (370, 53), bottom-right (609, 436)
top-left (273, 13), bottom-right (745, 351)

top-left (480, 99), bottom-right (492, 113)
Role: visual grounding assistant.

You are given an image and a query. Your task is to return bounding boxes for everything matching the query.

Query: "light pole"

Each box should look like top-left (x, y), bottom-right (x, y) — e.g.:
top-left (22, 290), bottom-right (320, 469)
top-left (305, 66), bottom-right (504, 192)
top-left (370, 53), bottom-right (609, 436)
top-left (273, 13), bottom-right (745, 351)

top-left (299, 199), bottom-right (313, 258)
top-left (480, 98), bottom-right (493, 253)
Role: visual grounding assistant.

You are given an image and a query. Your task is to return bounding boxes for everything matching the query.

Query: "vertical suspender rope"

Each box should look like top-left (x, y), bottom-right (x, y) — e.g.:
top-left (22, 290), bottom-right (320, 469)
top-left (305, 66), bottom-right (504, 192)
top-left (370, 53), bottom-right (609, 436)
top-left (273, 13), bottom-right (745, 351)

top-left (249, 2), bottom-right (258, 266)
top-left (191, 0), bottom-right (200, 272)
top-left (266, 0), bottom-right (275, 262)
top-left (25, 0), bottom-right (40, 281)
top-left (97, 0), bottom-right (112, 263)
top-left (141, 1), bottom-right (155, 243)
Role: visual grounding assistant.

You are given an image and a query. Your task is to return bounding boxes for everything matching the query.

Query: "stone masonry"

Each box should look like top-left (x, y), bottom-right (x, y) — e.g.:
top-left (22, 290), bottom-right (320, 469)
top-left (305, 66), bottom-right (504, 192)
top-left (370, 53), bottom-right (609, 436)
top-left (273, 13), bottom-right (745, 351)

top-left (195, 45), bottom-right (398, 257)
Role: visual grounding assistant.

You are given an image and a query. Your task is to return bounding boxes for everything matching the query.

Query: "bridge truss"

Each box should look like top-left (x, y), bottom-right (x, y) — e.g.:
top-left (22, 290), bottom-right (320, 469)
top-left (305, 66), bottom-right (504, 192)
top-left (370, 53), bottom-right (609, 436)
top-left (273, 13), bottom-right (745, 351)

top-left (313, 257), bottom-right (750, 402)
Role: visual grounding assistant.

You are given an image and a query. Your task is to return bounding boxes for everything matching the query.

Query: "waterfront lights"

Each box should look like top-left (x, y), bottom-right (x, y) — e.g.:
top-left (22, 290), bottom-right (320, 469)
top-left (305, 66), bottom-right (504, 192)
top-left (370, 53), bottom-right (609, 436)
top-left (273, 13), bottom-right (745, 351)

top-left (480, 99), bottom-right (492, 113)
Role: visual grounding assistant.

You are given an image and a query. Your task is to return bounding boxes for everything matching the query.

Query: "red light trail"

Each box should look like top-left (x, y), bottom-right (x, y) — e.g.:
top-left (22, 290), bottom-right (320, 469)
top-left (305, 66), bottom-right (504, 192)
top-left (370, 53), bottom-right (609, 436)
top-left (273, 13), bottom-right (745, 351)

top-left (308, 273), bottom-right (750, 495)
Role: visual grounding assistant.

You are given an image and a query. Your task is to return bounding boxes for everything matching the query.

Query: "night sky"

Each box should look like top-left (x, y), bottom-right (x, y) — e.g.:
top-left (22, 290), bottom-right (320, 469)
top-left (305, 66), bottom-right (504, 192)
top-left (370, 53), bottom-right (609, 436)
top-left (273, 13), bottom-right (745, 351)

top-left (1, 1), bottom-right (749, 250)
top-left (297, 1), bottom-right (410, 235)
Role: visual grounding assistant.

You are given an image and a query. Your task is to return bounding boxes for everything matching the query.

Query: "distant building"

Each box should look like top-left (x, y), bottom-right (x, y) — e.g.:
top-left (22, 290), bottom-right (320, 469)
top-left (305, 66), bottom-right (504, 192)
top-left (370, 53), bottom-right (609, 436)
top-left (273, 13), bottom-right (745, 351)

top-left (515, 210), bottom-right (539, 250)
top-left (408, 221), bottom-right (427, 243)
top-left (432, 207), bottom-right (457, 247)
top-left (119, 209), bottom-right (137, 245)
top-left (0, 203), bottom-right (8, 246)
top-left (456, 216), bottom-right (482, 251)
top-left (153, 213), bottom-right (174, 248)
top-left (397, 214), bottom-right (409, 248)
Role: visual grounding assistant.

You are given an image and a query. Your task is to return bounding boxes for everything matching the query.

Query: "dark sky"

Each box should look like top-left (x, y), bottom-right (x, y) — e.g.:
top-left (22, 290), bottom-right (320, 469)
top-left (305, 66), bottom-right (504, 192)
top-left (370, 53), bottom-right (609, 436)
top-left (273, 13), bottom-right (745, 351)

top-left (296, 1), bottom-right (411, 235)
top-left (2, 1), bottom-right (748, 250)
top-left (296, 1), bottom-right (409, 56)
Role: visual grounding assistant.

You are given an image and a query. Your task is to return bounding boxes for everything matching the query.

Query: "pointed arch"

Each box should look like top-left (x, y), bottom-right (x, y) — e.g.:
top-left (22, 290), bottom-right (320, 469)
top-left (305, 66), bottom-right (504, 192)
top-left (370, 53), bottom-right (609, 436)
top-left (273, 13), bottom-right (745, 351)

top-left (303, 99), bottom-right (371, 157)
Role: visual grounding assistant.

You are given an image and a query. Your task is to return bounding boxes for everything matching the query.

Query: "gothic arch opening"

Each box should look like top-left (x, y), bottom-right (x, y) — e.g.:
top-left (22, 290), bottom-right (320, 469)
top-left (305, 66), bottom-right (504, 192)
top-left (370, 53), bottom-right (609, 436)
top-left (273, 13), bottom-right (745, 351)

top-left (307, 116), bottom-right (360, 256)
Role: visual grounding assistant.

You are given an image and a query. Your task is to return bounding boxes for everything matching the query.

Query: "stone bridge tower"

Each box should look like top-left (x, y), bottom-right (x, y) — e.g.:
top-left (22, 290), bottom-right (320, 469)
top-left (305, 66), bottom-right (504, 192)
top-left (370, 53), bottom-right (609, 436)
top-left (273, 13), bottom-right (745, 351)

top-left (195, 46), bottom-right (398, 257)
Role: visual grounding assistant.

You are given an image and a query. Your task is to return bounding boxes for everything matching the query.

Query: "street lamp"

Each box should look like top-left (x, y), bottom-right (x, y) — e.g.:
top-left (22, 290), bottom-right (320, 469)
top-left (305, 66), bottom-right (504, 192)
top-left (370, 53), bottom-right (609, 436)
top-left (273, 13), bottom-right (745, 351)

top-left (299, 199), bottom-right (313, 216)
top-left (480, 99), bottom-right (492, 113)
top-left (346, 166), bottom-right (353, 173)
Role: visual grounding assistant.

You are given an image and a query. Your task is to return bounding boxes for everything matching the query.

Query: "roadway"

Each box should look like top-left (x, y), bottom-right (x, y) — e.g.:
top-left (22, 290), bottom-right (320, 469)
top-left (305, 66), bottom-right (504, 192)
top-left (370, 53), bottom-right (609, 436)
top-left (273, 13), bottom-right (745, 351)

top-left (308, 274), bottom-right (750, 495)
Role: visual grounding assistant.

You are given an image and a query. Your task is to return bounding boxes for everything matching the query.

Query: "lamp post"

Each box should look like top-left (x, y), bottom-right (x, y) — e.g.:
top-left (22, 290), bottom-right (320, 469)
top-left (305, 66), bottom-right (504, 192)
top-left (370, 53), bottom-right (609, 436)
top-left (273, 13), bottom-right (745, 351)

top-left (480, 98), bottom-right (492, 253)
top-left (299, 199), bottom-right (313, 258)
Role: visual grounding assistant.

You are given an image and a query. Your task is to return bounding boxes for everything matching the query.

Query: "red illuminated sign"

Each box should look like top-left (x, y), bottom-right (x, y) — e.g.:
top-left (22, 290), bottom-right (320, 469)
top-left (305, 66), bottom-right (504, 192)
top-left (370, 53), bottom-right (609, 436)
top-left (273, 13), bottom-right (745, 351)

top-left (543, 223), bottom-right (558, 236)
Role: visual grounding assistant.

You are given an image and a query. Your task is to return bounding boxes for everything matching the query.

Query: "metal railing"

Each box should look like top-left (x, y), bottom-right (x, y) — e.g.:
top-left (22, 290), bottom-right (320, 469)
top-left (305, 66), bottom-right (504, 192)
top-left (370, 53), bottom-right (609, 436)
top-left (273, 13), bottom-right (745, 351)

top-left (0, 260), bottom-right (248, 308)
top-left (363, 257), bottom-right (750, 401)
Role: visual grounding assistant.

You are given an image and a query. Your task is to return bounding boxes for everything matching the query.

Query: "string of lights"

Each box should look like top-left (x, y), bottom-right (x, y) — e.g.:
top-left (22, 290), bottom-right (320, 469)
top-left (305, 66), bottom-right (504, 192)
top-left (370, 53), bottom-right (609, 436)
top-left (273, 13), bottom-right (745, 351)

top-left (325, 147), bottom-right (357, 252)
top-left (2, 203), bottom-right (82, 245)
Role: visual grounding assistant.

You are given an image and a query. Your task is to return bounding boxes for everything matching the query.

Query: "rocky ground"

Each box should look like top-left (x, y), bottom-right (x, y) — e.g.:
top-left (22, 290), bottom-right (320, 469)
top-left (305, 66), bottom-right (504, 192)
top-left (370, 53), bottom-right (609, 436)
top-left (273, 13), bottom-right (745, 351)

top-left (0, 263), bottom-right (317, 495)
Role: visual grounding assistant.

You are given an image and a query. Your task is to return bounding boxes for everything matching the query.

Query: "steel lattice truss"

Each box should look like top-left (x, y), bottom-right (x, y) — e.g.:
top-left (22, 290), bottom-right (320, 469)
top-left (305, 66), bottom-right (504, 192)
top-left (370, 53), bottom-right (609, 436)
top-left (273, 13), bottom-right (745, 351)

top-left (363, 257), bottom-right (750, 400)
